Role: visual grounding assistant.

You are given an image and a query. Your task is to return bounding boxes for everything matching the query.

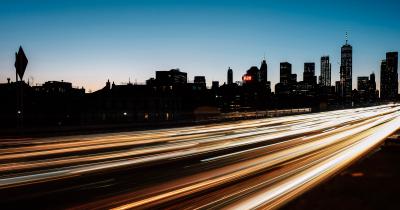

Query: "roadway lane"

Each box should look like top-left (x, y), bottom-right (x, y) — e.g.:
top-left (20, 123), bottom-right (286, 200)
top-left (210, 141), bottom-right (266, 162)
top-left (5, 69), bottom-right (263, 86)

top-left (0, 104), bottom-right (399, 209)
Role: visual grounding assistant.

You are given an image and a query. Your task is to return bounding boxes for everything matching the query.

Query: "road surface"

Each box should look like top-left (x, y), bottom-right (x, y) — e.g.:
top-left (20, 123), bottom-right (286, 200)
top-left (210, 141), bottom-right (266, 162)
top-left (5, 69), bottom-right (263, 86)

top-left (1, 104), bottom-right (399, 209)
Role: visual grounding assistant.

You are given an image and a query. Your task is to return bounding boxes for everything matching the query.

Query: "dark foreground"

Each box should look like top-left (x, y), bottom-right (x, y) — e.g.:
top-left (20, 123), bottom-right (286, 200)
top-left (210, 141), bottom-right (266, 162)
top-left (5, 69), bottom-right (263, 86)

top-left (283, 134), bottom-right (400, 210)
top-left (1, 105), bottom-right (400, 209)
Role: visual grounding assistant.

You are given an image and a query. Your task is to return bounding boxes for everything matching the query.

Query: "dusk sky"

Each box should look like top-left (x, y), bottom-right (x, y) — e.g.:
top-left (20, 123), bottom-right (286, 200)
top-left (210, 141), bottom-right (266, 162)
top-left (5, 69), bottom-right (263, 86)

top-left (0, 0), bottom-right (399, 92)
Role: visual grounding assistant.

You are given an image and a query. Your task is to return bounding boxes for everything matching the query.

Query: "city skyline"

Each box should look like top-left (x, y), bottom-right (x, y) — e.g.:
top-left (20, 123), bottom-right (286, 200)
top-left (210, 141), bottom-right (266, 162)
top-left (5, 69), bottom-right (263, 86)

top-left (1, 43), bottom-right (397, 94)
top-left (0, 0), bottom-right (400, 92)
top-left (1, 2), bottom-right (400, 209)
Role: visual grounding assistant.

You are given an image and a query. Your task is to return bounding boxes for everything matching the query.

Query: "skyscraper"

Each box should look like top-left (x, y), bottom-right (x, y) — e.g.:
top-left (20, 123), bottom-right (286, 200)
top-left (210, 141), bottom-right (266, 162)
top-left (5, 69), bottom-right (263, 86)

top-left (380, 60), bottom-right (388, 98)
top-left (320, 56), bottom-right (331, 87)
top-left (335, 81), bottom-right (341, 95)
top-left (303, 62), bottom-right (317, 84)
top-left (357, 76), bottom-right (369, 92)
top-left (357, 74), bottom-right (378, 103)
top-left (369, 72), bottom-right (376, 92)
top-left (380, 52), bottom-right (398, 100)
top-left (369, 72), bottom-right (378, 101)
top-left (340, 34), bottom-right (352, 101)
top-left (259, 59), bottom-right (268, 83)
top-left (227, 67), bottom-right (233, 85)
top-left (280, 62), bottom-right (295, 85)
top-left (276, 62), bottom-right (296, 95)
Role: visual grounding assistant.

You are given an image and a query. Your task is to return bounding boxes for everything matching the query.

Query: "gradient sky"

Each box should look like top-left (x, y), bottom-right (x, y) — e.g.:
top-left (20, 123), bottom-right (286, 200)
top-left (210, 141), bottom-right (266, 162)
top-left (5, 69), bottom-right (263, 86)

top-left (0, 0), bottom-right (399, 92)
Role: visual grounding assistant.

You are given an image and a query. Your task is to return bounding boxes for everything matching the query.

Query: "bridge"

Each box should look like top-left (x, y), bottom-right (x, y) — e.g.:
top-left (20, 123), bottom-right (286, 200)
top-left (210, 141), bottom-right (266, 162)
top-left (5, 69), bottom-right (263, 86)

top-left (1, 104), bottom-right (400, 209)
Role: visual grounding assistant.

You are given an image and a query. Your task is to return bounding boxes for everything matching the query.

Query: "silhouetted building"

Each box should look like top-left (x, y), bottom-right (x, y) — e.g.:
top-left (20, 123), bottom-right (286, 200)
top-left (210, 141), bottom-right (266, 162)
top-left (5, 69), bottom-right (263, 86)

top-left (32, 81), bottom-right (85, 125)
top-left (369, 73), bottom-right (376, 93)
top-left (280, 62), bottom-right (291, 85)
top-left (145, 77), bottom-right (156, 86)
top-left (87, 82), bottom-right (183, 123)
top-left (380, 60), bottom-right (388, 99)
top-left (320, 56), bottom-right (331, 86)
top-left (357, 77), bottom-right (369, 92)
top-left (275, 62), bottom-right (297, 95)
top-left (279, 62), bottom-right (296, 85)
top-left (380, 52), bottom-right (398, 100)
top-left (194, 76), bottom-right (206, 85)
top-left (155, 69), bottom-right (187, 86)
top-left (236, 60), bottom-right (272, 110)
top-left (33, 81), bottom-right (85, 95)
top-left (218, 82), bottom-right (240, 112)
top-left (355, 74), bottom-right (378, 104)
top-left (260, 59), bottom-right (268, 82)
top-left (369, 72), bottom-right (379, 102)
top-left (294, 63), bottom-right (317, 98)
top-left (211, 81), bottom-right (219, 90)
top-left (242, 66), bottom-right (260, 84)
top-left (303, 63), bottom-right (317, 85)
top-left (340, 35), bottom-right (352, 101)
top-left (227, 67), bottom-right (233, 85)
top-left (335, 81), bottom-right (341, 95)
top-left (1, 45), bottom-right (393, 131)
top-left (0, 79), bottom-right (87, 127)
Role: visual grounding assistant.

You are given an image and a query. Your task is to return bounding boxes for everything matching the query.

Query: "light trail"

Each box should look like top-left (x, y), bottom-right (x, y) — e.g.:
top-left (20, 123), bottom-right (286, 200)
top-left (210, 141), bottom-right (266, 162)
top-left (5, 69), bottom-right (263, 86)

top-left (0, 104), bottom-right (399, 209)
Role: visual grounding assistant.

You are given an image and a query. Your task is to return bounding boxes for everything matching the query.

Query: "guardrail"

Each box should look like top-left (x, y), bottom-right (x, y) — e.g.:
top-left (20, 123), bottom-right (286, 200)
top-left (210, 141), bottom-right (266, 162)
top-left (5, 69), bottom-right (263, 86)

top-left (219, 108), bottom-right (312, 119)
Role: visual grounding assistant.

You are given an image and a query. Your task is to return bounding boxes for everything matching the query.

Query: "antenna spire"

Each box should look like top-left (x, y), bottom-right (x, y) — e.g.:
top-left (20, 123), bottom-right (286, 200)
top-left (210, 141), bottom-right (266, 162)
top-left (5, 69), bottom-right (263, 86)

top-left (345, 32), bottom-right (348, 45)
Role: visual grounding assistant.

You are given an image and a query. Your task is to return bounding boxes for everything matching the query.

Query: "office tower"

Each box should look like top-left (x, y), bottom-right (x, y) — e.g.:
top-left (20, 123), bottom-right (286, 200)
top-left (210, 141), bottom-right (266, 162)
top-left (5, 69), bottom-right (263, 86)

top-left (357, 74), bottom-right (379, 103)
top-left (320, 56), bottom-right (331, 86)
top-left (340, 34), bottom-right (352, 100)
top-left (380, 52), bottom-right (398, 100)
top-left (227, 67), bottom-right (233, 85)
top-left (280, 62), bottom-right (293, 85)
top-left (369, 72), bottom-right (376, 91)
top-left (380, 60), bottom-right (387, 99)
top-left (259, 59), bottom-right (268, 83)
top-left (303, 62), bottom-right (317, 84)
top-left (357, 77), bottom-right (369, 92)
top-left (275, 62), bottom-right (296, 95)
top-left (155, 69), bottom-right (187, 85)
top-left (335, 81), bottom-right (341, 95)
top-left (369, 72), bottom-right (378, 101)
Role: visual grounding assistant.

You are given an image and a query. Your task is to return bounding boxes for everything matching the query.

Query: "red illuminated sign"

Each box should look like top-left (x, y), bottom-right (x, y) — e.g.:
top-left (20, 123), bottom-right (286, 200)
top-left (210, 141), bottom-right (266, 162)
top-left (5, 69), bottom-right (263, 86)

top-left (243, 75), bottom-right (252, 81)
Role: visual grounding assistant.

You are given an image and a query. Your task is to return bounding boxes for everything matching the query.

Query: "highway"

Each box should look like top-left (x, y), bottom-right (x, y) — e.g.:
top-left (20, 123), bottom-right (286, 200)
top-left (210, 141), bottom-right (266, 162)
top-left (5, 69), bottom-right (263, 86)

top-left (1, 104), bottom-right (400, 209)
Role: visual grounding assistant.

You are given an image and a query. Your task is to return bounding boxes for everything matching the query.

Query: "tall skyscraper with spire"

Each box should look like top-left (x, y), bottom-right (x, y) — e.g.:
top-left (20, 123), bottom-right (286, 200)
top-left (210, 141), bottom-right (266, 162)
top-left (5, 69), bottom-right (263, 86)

top-left (320, 56), bottom-right (331, 87)
top-left (340, 33), bottom-right (353, 101)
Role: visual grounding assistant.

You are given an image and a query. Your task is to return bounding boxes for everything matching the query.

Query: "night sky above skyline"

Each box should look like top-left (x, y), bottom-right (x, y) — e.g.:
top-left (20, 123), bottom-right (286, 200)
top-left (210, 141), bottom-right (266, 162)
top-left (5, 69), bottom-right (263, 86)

top-left (0, 0), bottom-right (399, 92)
